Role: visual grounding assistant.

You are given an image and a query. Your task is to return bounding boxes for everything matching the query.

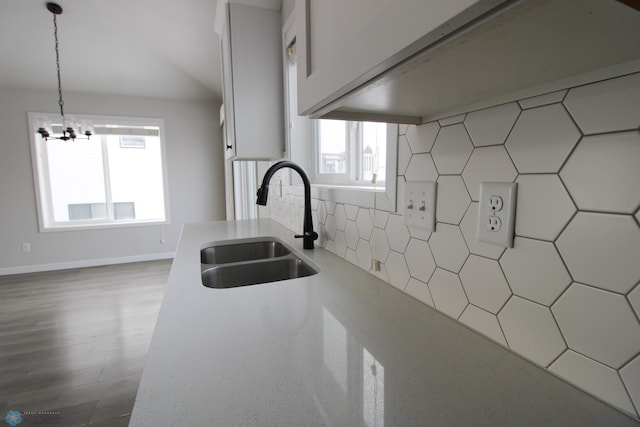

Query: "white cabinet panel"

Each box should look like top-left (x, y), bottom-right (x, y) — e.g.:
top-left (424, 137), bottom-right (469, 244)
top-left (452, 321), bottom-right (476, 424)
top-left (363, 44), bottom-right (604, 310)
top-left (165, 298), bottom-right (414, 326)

top-left (296, 0), bottom-right (640, 124)
top-left (295, 0), bottom-right (505, 119)
top-left (220, 3), bottom-right (284, 159)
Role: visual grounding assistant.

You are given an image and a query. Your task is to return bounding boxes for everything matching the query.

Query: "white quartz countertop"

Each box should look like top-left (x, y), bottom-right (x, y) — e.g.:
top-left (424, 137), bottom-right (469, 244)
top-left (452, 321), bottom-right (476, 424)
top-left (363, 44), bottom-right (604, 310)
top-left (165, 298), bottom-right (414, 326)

top-left (130, 219), bottom-right (638, 426)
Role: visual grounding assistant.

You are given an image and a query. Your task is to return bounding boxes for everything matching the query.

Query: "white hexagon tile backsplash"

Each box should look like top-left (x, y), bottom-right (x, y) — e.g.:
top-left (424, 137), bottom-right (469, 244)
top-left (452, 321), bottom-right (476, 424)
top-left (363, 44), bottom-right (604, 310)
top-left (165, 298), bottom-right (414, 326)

top-left (266, 71), bottom-right (640, 419)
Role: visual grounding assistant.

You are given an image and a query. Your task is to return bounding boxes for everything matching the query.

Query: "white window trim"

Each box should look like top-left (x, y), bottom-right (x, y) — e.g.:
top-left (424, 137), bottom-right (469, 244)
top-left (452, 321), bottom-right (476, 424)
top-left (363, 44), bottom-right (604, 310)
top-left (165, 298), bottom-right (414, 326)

top-left (27, 112), bottom-right (171, 232)
top-left (282, 14), bottom-right (398, 212)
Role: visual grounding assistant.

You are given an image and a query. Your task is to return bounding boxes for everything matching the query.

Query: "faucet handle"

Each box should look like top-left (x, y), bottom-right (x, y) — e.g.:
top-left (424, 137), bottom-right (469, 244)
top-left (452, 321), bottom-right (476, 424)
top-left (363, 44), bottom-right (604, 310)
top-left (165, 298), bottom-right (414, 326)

top-left (295, 231), bottom-right (319, 240)
top-left (295, 231), bottom-right (319, 249)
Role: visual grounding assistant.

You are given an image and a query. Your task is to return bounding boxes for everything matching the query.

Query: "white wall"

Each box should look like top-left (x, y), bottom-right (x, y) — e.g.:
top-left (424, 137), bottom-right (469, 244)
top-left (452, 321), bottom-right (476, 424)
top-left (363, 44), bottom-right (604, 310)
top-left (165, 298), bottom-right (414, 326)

top-left (0, 87), bottom-right (225, 273)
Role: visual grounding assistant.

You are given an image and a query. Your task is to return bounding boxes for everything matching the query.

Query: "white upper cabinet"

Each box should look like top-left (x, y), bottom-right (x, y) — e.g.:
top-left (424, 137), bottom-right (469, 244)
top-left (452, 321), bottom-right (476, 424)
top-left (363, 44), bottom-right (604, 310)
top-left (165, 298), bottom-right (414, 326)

top-left (219, 2), bottom-right (284, 160)
top-left (295, 0), bottom-right (507, 122)
top-left (296, 0), bottom-right (640, 124)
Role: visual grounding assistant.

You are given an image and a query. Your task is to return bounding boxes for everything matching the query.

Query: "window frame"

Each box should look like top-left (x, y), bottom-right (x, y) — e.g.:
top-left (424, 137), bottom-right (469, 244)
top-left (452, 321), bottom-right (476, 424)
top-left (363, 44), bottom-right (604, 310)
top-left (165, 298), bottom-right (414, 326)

top-left (310, 121), bottom-right (398, 212)
top-left (313, 119), bottom-right (354, 185)
top-left (312, 119), bottom-right (391, 187)
top-left (28, 112), bottom-right (171, 232)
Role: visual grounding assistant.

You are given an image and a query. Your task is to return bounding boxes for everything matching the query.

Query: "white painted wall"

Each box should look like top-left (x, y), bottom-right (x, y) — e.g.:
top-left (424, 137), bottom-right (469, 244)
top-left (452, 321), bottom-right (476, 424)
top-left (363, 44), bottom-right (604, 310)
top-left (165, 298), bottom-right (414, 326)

top-left (0, 87), bottom-right (225, 273)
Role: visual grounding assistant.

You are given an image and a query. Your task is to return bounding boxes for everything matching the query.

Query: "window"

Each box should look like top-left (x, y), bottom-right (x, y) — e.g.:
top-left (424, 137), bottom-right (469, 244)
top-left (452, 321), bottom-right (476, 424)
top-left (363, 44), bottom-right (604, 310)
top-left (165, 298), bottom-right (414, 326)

top-left (315, 119), bottom-right (388, 186)
top-left (28, 113), bottom-right (169, 231)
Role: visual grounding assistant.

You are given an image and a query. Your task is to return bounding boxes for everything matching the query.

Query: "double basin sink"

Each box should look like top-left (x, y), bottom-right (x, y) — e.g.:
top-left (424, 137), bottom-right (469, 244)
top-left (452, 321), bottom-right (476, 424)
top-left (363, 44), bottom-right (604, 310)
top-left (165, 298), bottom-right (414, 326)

top-left (200, 237), bottom-right (319, 288)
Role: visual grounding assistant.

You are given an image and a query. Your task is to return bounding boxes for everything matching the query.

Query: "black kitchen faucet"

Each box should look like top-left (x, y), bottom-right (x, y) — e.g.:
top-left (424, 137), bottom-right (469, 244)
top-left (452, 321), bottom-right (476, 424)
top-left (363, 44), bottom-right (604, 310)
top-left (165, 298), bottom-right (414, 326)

top-left (256, 161), bottom-right (318, 249)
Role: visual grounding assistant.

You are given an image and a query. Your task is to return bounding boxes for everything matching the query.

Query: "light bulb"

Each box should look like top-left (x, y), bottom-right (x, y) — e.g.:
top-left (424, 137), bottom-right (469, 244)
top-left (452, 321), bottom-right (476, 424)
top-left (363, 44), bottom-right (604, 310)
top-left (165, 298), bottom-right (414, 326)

top-left (81, 120), bottom-right (94, 136)
top-left (63, 115), bottom-right (76, 130)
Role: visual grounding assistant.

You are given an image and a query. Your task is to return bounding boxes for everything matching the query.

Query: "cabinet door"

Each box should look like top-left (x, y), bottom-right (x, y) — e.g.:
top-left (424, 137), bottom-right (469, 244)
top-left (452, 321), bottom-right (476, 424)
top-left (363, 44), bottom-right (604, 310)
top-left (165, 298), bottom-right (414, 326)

top-left (220, 23), bottom-right (236, 159)
top-left (222, 3), bottom-right (285, 160)
top-left (295, 0), bottom-right (506, 117)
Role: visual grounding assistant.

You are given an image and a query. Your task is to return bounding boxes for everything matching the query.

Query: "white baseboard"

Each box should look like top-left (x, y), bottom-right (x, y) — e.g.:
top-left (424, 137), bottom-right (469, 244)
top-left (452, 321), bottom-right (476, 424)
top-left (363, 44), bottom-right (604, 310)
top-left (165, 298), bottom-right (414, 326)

top-left (0, 252), bottom-right (175, 276)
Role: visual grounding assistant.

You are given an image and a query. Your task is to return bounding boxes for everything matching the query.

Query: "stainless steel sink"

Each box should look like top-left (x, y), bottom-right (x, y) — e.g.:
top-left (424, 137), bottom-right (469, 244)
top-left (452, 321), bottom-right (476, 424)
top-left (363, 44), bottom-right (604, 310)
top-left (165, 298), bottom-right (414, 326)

top-left (202, 258), bottom-right (317, 288)
top-left (201, 238), bottom-right (291, 264)
top-left (200, 237), bottom-right (318, 288)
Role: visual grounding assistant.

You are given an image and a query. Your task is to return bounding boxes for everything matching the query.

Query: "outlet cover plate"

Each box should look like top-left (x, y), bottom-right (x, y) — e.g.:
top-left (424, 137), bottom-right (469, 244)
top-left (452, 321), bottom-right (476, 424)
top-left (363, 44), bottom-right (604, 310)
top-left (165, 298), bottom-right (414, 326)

top-left (477, 182), bottom-right (517, 247)
top-left (403, 181), bottom-right (437, 231)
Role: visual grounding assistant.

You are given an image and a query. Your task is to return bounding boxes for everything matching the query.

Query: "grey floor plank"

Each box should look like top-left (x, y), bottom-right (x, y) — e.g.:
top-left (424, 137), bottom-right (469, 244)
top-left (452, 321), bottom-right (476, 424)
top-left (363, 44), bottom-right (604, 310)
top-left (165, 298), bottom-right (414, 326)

top-left (0, 260), bottom-right (170, 426)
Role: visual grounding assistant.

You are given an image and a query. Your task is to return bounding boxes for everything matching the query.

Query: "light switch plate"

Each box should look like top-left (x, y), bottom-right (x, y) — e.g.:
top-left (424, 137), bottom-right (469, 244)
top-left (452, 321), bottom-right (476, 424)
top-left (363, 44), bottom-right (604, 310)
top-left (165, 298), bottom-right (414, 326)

top-left (477, 182), bottom-right (517, 247)
top-left (403, 181), bottom-right (437, 231)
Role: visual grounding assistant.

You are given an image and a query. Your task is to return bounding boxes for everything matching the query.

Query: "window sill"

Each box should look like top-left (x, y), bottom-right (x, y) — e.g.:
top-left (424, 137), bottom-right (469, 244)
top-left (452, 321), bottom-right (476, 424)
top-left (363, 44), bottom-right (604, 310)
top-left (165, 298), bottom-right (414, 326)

top-left (310, 182), bottom-right (396, 211)
top-left (39, 219), bottom-right (169, 233)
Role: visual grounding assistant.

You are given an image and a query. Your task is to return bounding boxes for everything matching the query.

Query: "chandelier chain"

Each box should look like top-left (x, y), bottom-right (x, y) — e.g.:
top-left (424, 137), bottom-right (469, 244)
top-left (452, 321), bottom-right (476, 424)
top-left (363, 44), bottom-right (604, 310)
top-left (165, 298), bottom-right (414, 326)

top-left (53, 13), bottom-right (64, 118)
top-left (38, 2), bottom-right (91, 141)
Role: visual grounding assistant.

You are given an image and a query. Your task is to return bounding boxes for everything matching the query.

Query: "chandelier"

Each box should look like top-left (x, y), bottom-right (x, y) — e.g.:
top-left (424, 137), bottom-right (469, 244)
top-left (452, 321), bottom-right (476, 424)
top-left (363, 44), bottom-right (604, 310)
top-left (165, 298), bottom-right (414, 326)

top-left (37, 2), bottom-right (92, 141)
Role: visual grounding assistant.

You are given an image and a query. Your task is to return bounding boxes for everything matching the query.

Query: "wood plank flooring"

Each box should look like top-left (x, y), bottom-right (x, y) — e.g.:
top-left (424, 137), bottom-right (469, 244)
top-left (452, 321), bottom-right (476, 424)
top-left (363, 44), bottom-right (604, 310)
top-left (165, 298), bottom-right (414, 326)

top-left (0, 260), bottom-right (171, 426)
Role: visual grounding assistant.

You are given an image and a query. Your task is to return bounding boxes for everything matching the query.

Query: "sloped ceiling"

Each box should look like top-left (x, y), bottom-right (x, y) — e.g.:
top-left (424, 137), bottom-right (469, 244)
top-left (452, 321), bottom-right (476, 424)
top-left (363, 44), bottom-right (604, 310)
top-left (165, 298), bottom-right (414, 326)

top-left (0, 0), bottom-right (222, 101)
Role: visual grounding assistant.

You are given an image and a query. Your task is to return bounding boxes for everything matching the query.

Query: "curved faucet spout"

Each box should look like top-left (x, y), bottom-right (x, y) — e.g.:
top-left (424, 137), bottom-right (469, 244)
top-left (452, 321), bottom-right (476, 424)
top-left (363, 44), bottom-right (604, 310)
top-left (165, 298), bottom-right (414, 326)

top-left (257, 161), bottom-right (318, 249)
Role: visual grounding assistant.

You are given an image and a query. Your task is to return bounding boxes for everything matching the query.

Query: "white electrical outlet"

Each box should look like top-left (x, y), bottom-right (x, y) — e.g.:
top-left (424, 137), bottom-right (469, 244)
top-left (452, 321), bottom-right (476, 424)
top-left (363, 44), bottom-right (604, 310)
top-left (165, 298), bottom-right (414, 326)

top-left (403, 181), bottom-right (437, 231)
top-left (488, 195), bottom-right (503, 212)
top-left (477, 182), bottom-right (517, 247)
top-left (486, 216), bottom-right (502, 231)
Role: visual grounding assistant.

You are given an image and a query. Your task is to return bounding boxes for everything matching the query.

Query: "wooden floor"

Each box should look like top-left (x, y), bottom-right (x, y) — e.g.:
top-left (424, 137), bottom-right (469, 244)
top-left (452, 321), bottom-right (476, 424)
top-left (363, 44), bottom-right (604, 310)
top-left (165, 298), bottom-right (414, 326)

top-left (0, 260), bottom-right (172, 427)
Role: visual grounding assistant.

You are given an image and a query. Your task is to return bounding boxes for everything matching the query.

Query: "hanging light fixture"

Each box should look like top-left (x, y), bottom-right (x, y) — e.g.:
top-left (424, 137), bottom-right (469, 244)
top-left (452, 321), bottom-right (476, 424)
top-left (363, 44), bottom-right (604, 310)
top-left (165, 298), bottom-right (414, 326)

top-left (37, 2), bottom-right (92, 141)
